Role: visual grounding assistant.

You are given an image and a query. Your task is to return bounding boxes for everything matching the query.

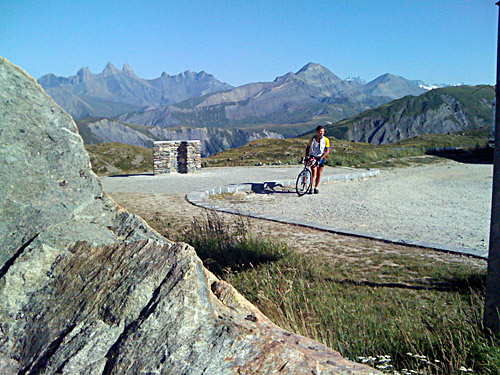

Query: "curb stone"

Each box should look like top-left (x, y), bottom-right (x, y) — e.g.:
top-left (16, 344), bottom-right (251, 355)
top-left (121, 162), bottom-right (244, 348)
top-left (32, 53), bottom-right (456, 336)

top-left (185, 168), bottom-right (487, 260)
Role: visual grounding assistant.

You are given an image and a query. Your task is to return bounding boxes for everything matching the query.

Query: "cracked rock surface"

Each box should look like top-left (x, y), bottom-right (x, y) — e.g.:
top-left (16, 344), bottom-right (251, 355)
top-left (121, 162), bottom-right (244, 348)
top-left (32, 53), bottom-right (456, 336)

top-left (0, 56), bottom-right (380, 374)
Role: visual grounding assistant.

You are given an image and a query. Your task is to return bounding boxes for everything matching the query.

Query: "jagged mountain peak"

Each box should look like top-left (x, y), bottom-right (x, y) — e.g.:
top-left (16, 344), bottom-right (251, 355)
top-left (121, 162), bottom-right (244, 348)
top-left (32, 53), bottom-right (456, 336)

top-left (77, 66), bottom-right (91, 77)
top-left (102, 62), bottom-right (120, 76)
top-left (77, 66), bottom-right (91, 73)
top-left (181, 70), bottom-right (194, 77)
top-left (175, 70), bottom-right (212, 81)
top-left (38, 62), bottom-right (234, 119)
top-left (122, 63), bottom-right (135, 75)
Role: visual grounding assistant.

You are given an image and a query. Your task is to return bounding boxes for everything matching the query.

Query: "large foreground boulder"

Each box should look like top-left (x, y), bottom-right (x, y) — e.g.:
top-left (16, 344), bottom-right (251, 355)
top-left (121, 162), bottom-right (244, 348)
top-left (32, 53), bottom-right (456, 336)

top-left (0, 57), bottom-right (379, 374)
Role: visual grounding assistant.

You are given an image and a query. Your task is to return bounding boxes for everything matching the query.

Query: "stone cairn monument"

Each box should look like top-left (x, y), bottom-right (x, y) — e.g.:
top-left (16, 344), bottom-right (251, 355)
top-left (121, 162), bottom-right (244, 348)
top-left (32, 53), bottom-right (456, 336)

top-left (153, 140), bottom-right (202, 174)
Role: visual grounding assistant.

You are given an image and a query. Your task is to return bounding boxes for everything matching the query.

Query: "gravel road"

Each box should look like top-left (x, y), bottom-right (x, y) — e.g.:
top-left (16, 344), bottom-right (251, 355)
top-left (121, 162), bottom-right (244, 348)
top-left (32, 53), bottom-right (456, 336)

top-left (215, 160), bottom-right (493, 257)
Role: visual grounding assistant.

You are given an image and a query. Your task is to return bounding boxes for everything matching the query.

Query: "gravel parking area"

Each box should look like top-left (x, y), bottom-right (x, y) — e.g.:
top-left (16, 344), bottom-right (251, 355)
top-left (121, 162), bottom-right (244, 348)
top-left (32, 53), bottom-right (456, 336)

top-left (102, 160), bottom-right (493, 258)
top-left (100, 165), bottom-right (359, 194)
top-left (214, 160), bottom-right (493, 257)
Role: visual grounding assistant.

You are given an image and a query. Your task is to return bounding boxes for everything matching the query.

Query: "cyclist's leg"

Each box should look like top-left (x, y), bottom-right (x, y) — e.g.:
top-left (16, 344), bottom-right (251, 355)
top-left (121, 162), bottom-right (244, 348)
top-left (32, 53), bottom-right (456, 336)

top-left (311, 165), bottom-right (317, 188)
top-left (315, 166), bottom-right (324, 187)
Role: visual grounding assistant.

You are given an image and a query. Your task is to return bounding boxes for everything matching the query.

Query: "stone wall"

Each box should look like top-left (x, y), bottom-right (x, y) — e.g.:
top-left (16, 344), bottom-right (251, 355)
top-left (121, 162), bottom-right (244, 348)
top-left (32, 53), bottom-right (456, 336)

top-left (153, 140), bottom-right (202, 174)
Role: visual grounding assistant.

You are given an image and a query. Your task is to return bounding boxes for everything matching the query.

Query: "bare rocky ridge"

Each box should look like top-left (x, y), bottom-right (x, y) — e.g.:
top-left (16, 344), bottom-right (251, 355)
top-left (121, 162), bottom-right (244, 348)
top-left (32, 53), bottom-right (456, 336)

top-left (0, 56), bottom-right (379, 374)
top-left (79, 118), bottom-right (284, 156)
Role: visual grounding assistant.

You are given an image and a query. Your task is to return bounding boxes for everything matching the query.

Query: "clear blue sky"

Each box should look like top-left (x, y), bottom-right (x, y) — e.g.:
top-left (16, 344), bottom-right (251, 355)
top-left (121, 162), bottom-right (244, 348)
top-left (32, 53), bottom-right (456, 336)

top-left (1, 0), bottom-right (496, 87)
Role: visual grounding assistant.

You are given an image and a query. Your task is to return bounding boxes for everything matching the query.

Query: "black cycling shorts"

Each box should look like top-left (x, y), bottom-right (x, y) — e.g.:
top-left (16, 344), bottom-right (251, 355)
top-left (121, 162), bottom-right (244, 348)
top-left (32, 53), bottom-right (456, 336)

top-left (314, 157), bottom-right (325, 167)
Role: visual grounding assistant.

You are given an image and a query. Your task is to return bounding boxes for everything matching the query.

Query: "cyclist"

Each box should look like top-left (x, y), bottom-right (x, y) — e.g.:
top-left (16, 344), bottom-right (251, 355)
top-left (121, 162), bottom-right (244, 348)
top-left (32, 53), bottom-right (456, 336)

top-left (305, 125), bottom-right (330, 194)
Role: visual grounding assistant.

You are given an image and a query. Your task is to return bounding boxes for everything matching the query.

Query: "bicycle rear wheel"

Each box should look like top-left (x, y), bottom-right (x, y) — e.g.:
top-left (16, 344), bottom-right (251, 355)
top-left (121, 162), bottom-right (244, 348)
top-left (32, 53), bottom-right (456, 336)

top-left (296, 169), bottom-right (312, 196)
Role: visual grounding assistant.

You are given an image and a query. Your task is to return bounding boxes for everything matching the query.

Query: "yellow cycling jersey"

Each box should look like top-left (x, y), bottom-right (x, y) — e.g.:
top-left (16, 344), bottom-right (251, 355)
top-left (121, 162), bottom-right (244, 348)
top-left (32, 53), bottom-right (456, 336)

top-left (308, 136), bottom-right (330, 157)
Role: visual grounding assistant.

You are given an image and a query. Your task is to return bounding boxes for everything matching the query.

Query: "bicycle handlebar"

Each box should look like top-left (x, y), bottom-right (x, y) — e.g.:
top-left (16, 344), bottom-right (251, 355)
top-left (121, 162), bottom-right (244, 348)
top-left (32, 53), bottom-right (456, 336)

top-left (302, 156), bottom-right (318, 166)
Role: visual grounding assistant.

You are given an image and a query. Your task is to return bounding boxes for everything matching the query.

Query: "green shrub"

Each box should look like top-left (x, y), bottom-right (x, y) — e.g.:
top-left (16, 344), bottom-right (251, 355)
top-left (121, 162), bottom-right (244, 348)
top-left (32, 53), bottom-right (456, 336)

top-left (180, 210), bottom-right (288, 276)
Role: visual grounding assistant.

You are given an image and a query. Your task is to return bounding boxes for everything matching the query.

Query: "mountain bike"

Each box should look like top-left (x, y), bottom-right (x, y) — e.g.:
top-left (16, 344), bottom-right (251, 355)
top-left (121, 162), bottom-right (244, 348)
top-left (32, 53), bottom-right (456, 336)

top-left (296, 156), bottom-right (318, 196)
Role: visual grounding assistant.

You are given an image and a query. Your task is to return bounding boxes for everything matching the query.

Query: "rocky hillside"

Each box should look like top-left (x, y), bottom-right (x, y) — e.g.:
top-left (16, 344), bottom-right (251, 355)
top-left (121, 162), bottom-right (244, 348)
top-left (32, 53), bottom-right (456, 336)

top-left (76, 117), bottom-right (284, 156)
top-left (38, 62), bottom-right (233, 119)
top-left (316, 85), bottom-right (494, 144)
top-left (118, 63), bottom-right (427, 130)
top-left (1, 56), bottom-right (383, 374)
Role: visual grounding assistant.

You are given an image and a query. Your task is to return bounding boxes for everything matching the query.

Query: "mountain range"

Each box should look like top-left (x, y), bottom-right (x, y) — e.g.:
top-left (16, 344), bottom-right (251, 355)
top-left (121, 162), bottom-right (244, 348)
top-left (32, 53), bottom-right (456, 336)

top-left (39, 62), bottom-right (485, 156)
top-left (38, 63), bottom-right (233, 119)
top-left (76, 118), bottom-right (284, 157)
top-left (38, 62), bottom-right (429, 126)
top-left (114, 63), bottom-right (431, 137)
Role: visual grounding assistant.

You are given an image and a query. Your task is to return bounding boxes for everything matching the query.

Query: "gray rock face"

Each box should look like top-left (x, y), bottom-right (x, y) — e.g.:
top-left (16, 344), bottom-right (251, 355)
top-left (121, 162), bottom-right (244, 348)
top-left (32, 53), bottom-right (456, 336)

top-left (313, 86), bottom-right (494, 145)
top-left (0, 56), bottom-right (380, 374)
top-left (86, 118), bottom-right (154, 148)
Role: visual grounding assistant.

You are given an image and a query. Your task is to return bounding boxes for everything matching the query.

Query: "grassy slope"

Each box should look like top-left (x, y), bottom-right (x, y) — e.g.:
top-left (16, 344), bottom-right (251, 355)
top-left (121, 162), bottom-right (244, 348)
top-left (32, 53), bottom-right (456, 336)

top-left (85, 142), bottom-right (153, 176)
top-left (204, 128), bottom-right (489, 169)
top-left (204, 138), bottom-right (306, 167)
top-left (144, 210), bottom-right (499, 375)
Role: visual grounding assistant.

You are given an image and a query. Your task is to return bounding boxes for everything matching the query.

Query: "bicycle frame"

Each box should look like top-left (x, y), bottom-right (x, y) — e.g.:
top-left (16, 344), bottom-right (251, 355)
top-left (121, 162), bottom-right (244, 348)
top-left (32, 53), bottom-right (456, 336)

top-left (295, 157), bottom-right (317, 196)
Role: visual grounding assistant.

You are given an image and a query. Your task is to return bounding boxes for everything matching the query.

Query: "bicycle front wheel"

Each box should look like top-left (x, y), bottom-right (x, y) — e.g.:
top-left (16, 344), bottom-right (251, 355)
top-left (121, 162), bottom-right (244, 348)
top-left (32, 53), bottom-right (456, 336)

top-left (296, 169), bottom-right (312, 196)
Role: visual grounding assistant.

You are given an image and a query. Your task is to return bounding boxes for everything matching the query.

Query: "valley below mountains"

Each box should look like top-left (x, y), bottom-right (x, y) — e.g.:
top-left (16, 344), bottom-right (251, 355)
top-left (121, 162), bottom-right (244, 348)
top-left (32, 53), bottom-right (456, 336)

top-left (39, 62), bottom-right (492, 156)
top-left (77, 117), bottom-right (283, 156)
